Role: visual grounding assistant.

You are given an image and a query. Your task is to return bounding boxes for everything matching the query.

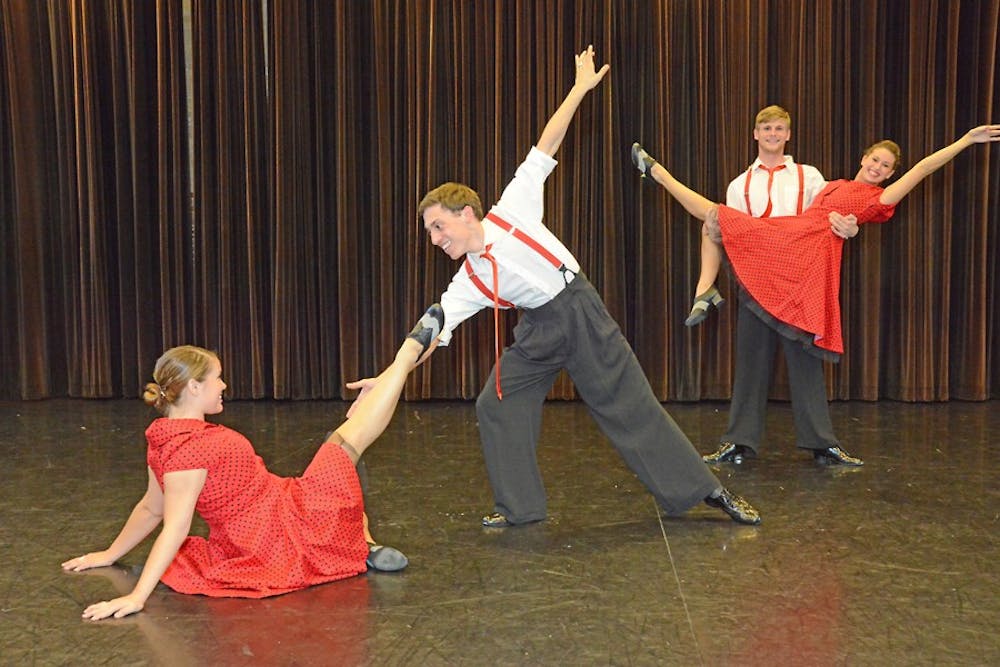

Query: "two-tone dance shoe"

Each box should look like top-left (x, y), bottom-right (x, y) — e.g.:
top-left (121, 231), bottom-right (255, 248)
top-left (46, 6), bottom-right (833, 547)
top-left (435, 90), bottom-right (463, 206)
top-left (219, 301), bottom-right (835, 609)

top-left (704, 488), bottom-right (761, 525)
top-left (481, 512), bottom-right (513, 528)
top-left (702, 442), bottom-right (753, 465)
top-left (685, 285), bottom-right (725, 326)
top-left (407, 303), bottom-right (445, 355)
top-left (813, 446), bottom-right (864, 466)
top-left (631, 142), bottom-right (659, 178)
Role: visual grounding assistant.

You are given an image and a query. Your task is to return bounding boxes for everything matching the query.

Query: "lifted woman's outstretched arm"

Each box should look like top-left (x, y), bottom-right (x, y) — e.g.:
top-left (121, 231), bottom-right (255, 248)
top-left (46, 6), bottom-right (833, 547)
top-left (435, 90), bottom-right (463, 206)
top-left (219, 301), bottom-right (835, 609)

top-left (878, 125), bottom-right (1000, 206)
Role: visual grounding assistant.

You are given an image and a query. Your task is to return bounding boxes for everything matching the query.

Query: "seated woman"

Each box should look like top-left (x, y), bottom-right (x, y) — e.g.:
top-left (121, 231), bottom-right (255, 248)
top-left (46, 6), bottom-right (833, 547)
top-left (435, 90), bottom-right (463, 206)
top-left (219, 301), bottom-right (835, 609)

top-left (63, 305), bottom-right (445, 621)
top-left (631, 124), bottom-right (999, 358)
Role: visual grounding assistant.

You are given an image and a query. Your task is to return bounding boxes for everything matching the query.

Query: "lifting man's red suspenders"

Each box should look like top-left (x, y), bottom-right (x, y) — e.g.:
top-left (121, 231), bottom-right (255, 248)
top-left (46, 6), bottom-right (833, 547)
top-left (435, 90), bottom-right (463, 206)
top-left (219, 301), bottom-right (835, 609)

top-left (463, 212), bottom-right (575, 399)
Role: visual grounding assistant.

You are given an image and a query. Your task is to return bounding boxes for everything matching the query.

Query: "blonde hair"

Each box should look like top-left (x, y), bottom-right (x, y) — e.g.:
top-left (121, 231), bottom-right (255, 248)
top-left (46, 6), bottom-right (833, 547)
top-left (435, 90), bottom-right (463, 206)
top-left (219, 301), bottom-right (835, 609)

top-left (863, 139), bottom-right (902, 171)
top-left (417, 182), bottom-right (484, 221)
top-left (755, 105), bottom-right (792, 129)
top-left (142, 345), bottom-right (219, 415)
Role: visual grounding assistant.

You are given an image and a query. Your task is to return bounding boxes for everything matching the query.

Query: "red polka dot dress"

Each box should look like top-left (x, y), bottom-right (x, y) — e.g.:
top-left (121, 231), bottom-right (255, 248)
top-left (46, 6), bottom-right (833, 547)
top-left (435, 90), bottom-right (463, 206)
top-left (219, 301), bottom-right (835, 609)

top-left (146, 418), bottom-right (368, 598)
top-left (718, 180), bottom-right (897, 356)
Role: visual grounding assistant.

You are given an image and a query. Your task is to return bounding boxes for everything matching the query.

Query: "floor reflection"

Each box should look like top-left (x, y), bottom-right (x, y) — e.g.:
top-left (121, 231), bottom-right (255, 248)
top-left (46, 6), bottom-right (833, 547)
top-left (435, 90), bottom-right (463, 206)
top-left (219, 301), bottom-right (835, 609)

top-left (3, 398), bottom-right (998, 664)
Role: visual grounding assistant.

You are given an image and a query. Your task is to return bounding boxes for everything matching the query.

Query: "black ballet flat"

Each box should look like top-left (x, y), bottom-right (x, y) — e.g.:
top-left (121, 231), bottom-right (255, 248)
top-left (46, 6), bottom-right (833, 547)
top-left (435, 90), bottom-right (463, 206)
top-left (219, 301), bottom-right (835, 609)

top-left (366, 543), bottom-right (409, 572)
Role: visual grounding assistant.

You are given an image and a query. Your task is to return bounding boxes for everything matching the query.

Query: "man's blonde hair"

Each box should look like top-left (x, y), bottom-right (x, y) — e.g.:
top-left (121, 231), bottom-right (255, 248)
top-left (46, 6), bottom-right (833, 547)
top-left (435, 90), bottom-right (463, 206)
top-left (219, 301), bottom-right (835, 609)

top-left (755, 105), bottom-right (792, 129)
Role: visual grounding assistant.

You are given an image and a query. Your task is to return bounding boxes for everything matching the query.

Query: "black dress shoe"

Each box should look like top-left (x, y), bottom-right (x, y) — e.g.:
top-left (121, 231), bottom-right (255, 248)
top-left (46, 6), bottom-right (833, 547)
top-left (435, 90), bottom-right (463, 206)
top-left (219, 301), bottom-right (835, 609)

top-left (704, 488), bottom-right (761, 525)
top-left (813, 446), bottom-right (864, 466)
top-left (703, 442), bottom-right (752, 464)
top-left (481, 512), bottom-right (512, 527)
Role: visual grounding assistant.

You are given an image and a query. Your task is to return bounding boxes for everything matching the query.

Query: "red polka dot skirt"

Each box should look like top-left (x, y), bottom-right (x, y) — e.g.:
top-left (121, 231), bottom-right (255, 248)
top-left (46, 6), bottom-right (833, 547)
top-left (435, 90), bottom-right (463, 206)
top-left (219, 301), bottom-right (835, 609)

top-left (146, 418), bottom-right (368, 598)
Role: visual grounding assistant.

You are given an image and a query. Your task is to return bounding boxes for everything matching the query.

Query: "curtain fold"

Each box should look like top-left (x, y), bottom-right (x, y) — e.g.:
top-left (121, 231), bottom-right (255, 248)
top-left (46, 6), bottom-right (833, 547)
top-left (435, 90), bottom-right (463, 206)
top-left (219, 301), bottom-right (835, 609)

top-left (192, 0), bottom-right (269, 398)
top-left (2, 0), bottom-right (998, 402)
top-left (2, 0), bottom-right (61, 399)
top-left (1, 0), bottom-right (187, 400)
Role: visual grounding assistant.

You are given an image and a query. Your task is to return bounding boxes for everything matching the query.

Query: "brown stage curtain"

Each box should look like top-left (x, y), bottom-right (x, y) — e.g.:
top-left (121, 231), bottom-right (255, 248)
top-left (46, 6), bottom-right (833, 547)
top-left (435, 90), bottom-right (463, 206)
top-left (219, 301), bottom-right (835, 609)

top-left (1, 0), bottom-right (189, 400)
top-left (1, 0), bottom-right (998, 402)
top-left (191, 0), bottom-right (271, 398)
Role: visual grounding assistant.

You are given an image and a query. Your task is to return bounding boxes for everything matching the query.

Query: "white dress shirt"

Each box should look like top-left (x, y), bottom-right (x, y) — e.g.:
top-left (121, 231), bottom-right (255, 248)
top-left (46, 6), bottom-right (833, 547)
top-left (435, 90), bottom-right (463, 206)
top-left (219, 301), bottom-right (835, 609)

top-left (437, 147), bottom-right (580, 346)
top-left (725, 155), bottom-right (826, 215)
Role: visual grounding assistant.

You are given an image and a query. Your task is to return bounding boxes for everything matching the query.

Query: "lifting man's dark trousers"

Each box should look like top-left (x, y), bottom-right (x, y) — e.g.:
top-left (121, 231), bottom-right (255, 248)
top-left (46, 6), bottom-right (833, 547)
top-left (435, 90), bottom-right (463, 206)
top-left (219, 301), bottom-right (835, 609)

top-left (721, 297), bottom-right (839, 454)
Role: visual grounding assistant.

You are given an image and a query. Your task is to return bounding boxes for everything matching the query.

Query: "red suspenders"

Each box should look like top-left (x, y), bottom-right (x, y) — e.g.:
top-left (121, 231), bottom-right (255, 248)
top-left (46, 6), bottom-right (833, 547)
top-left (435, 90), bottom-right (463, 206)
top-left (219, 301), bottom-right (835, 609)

top-left (464, 260), bottom-right (515, 308)
top-left (742, 163), bottom-right (805, 216)
top-left (462, 212), bottom-right (572, 304)
top-left (795, 163), bottom-right (805, 213)
top-left (461, 211), bottom-right (574, 400)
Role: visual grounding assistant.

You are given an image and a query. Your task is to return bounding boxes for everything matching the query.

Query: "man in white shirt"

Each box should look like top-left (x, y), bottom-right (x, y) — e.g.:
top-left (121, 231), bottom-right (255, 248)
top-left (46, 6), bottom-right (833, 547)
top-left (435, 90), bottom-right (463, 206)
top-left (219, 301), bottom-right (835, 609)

top-left (702, 105), bottom-right (864, 467)
top-left (359, 46), bottom-right (761, 527)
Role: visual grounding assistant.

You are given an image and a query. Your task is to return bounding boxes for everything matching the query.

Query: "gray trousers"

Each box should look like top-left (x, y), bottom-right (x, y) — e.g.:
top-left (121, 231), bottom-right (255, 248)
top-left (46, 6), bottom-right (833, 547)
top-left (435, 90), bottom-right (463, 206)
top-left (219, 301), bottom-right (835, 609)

top-left (475, 274), bottom-right (720, 524)
top-left (722, 297), bottom-right (839, 453)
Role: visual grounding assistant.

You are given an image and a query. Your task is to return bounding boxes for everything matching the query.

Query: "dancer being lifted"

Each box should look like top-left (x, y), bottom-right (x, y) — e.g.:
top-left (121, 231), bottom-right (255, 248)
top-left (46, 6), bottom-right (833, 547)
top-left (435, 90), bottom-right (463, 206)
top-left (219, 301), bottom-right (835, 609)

top-left (658, 106), bottom-right (863, 468)
top-left (680, 105), bottom-right (859, 327)
top-left (632, 124), bottom-right (999, 361)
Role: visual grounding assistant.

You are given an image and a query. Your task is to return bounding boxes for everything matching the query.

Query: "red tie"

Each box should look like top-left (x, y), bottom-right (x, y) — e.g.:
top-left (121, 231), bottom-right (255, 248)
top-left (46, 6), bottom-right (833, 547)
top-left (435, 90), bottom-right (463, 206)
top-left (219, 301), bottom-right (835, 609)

top-left (480, 245), bottom-right (504, 400)
top-left (759, 164), bottom-right (786, 218)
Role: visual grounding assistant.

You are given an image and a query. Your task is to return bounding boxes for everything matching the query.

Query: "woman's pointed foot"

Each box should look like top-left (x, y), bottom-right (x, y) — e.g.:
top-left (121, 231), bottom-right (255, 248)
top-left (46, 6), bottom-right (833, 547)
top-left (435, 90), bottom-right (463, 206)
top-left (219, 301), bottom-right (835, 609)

top-left (407, 303), bottom-right (444, 354)
top-left (631, 142), bottom-right (658, 178)
top-left (685, 285), bottom-right (725, 326)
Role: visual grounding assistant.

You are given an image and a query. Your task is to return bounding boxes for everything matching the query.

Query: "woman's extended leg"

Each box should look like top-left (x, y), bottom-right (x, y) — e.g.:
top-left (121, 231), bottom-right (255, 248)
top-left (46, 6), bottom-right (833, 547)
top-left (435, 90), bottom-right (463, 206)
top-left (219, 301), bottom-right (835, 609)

top-left (331, 305), bottom-right (442, 573)
top-left (331, 304), bottom-right (444, 463)
top-left (632, 142), bottom-right (717, 221)
top-left (633, 143), bottom-right (725, 325)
